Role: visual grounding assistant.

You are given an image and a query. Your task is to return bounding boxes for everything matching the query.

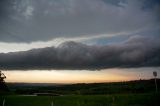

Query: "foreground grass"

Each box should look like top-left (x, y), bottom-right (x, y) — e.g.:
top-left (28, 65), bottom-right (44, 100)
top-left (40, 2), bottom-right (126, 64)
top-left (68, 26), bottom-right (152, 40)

top-left (0, 93), bottom-right (159, 106)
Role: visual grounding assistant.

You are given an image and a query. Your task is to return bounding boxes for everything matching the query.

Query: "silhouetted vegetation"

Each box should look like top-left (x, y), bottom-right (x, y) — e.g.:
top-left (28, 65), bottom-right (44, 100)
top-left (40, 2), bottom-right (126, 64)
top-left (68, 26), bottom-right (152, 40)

top-left (6, 79), bottom-right (160, 95)
top-left (0, 71), bottom-right (8, 91)
top-left (1, 79), bottom-right (159, 106)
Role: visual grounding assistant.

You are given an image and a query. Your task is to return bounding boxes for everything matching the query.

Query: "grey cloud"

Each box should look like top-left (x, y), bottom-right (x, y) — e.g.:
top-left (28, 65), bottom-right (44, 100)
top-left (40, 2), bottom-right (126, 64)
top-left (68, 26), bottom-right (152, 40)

top-left (0, 0), bottom-right (160, 42)
top-left (0, 36), bottom-right (160, 70)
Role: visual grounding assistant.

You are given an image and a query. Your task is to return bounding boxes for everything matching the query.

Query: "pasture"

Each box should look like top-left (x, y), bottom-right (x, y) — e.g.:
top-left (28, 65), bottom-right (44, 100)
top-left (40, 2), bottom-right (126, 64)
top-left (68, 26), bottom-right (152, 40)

top-left (0, 92), bottom-right (159, 106)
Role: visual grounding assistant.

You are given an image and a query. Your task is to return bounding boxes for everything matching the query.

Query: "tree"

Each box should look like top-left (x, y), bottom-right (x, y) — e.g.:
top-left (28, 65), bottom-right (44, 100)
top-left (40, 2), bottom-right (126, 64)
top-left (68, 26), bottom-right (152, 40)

top-left (0, 71), bottom-right (8, 90)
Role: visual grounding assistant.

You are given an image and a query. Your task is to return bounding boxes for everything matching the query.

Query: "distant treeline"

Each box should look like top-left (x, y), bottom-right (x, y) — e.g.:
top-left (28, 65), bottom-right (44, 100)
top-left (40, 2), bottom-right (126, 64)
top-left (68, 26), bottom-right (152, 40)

top-left (6, 79), bottom-right (160, 95)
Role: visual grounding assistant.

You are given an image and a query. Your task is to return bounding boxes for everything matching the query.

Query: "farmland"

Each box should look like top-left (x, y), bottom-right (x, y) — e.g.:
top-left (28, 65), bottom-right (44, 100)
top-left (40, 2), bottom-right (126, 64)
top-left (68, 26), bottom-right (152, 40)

top-left (0, 79), bottom-right (160, 106)
top-left (0, 93), bottom-right (160, 106)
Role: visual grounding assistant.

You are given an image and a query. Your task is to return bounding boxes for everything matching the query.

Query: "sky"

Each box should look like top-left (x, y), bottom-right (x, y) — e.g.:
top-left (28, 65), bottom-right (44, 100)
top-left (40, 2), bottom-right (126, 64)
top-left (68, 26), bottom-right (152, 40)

top-left (0, 0), bottom-right (160, 83)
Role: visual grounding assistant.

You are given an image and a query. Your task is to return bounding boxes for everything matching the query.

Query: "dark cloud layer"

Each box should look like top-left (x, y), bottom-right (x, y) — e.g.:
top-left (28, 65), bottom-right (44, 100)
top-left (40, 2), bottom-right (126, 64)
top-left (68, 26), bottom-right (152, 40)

top-left (0, 36), bottom-right (160, 70)
top-left (0, 0), bottom-right (160, 42)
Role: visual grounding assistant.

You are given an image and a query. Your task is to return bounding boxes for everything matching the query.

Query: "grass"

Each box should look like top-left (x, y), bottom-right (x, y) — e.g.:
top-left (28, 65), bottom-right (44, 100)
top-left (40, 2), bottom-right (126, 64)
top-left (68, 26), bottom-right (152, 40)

top-left (0, 92), bottom-right (160, 106)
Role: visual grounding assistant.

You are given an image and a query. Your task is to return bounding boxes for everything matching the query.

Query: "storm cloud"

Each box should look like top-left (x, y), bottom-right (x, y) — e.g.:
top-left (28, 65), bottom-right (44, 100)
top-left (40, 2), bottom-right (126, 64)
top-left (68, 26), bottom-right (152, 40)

top-left (0, 0), bottom-right (160, 42)
top-left (0, 36), bottom-right (160, 70)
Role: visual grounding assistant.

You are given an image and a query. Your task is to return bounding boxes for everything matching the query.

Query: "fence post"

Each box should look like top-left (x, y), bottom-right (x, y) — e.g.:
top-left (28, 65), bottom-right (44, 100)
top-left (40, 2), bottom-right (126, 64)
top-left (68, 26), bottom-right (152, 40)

top-left (51, 101), bottom-right (53, 106)
top-left (3, 99), bottom-right (5, 106)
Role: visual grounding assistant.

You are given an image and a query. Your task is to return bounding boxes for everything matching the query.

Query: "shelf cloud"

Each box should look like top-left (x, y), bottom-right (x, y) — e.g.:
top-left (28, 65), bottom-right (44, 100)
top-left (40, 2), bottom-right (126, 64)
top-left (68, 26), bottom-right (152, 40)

top-left (0, 0), bottom-right (160, 71)
top-left (0, 36), bottom-right (160, 70)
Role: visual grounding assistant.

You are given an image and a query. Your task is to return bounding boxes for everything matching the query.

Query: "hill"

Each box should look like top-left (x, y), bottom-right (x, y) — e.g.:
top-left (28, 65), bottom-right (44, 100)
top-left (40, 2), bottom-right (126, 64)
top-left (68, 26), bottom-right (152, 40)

top-left (5, 79), bottom-right (160, 95)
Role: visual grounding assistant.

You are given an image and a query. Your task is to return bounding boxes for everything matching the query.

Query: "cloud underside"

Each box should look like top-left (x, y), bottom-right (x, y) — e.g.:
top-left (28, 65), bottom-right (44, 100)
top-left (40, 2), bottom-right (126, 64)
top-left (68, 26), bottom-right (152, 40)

top-left (0, 36), bottom-right (160, 70)
top-left (0, 0), bottom-right (160, 42)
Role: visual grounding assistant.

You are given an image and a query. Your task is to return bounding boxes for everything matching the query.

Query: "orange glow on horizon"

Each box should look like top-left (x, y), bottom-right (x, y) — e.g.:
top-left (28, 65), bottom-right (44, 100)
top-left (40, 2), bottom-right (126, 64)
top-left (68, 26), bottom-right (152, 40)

top-left (3, 68), bottom-right (158, 83)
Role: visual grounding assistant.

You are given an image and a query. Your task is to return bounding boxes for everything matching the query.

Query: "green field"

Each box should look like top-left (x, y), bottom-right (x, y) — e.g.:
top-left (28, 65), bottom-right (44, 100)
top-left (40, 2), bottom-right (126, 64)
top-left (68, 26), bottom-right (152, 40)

top-left (0, 93), bottom-right (160, 106)
top-left (1, 79), bottom-right (160, 106)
